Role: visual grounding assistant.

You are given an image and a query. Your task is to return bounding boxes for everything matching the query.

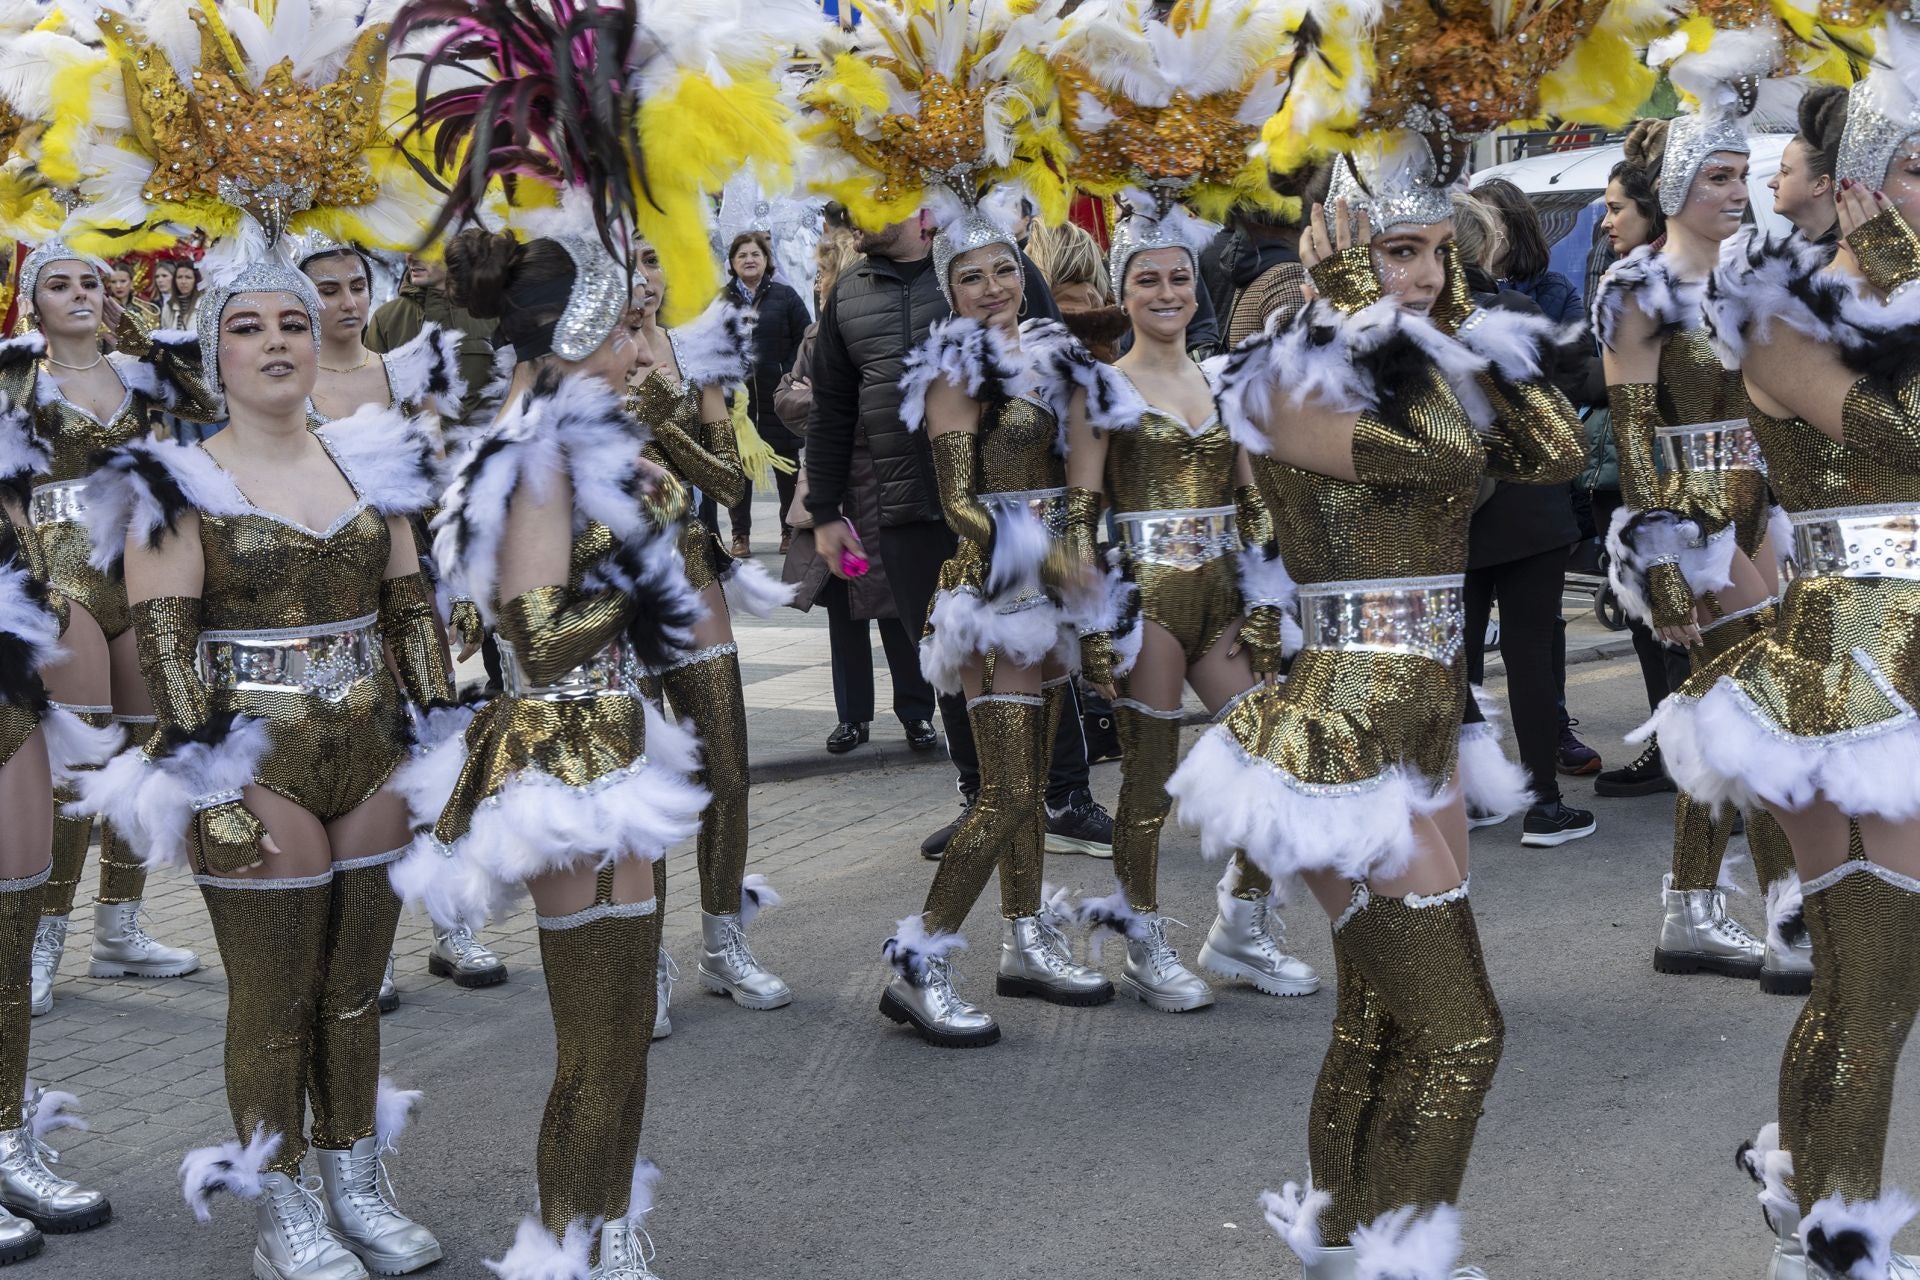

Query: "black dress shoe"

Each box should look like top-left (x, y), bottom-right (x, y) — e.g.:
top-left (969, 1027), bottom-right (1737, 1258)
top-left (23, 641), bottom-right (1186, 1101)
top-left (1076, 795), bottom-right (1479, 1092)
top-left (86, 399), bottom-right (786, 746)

top-left (826, 722), bottom-right (869, 754)
top-left (903, 718), bottom-right (938, 751)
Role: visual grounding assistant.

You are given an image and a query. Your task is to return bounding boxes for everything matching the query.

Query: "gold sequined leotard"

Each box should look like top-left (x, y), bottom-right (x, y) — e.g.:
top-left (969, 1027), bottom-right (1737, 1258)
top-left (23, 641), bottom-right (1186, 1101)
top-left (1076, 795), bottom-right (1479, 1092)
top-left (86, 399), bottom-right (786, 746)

top-left (0, 506), bottom-right (53, 768)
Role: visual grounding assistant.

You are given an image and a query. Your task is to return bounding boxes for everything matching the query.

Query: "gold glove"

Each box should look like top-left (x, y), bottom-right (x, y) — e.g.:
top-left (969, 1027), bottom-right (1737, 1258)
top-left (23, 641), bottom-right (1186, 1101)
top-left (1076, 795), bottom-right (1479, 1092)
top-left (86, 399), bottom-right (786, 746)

top-left (1308, 245), bottom-right (1385, 314)
top-left (1239, 605), bottom-right (1286, 675)
top-left (1847, 206), bottom-right (1920, 295)
top-left (379, 572), bottom-right (456, 707)
top-left (449, 597), bottom-right (485, 651)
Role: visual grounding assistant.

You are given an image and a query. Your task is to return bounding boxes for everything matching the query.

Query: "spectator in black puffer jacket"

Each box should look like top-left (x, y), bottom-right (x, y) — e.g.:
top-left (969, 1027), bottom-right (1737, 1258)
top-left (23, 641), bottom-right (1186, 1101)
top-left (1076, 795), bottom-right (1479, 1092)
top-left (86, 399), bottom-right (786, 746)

top-left (725, 230), bottom-right (813, 556)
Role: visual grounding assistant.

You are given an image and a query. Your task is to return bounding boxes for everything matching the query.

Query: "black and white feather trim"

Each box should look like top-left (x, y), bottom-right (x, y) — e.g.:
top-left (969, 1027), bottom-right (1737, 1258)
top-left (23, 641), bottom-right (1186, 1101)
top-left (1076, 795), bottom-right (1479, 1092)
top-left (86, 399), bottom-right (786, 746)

top-left (1705, 228), bottom-right (1920, 377)
top-left (1030, 327), bottom-right (1148, 437)
top-left (0, 550), bottom-right (60, 713)
top-left (141, 329), bottom-right (204, 411)
top-left (1603, 505), bottom-right (1737, 630)
top-left (82, 438), bottom-right (251, 570)
top-left (67, 712), bottom-right (272, 871)
top-left (0, 333), bottom-right (46, 375)
top-left (1803, 1187), bottom-right (1920, 1280)
top-left (919, 582), bottom-right (1071, 697)
top-left (899, 316), bottom-right (1025, 436)
top-left (720, 556), bottom-right (798, 619)
top-left (315, 404), bottom-right (442, 519)
top-left (882, 913), bottom-right (967, 986)
top-left (179, 1125), bottom-right (280, 1221)
top-left (1212, 297), bottom-right (1493, 455)
top-left (433, 372), bottom-right (679, 627)
top-left (0, 393), bottom-right (49, 496)
top-left (381, 322), bottom-right (468, 419)
top-left (1591, 245), bottom-right (1705, 351)
top-left (1450, 304), bottom-right (1570, 386)
top-left (670, 300), bottom-right (755, 389)
top-left (1737, 1122), bottom-right (1800, 1233)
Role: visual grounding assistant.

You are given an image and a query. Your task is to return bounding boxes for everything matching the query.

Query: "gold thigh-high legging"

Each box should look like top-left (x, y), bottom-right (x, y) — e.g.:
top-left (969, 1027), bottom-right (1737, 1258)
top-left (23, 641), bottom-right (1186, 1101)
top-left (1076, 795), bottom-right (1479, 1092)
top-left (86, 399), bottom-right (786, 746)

top-left (535, 867), bottom-right (661, 1238)
top-left (308, 853), bottom-right (405, 1151)
top-left (0, 867), bottom-right (49, 1130)
top-left (1672, 604), bottom-right (1784, 894)
top-left (1778, 849), bottom-right (1920, 1216)
top-left (1110, 700), bottom-right (1274, 913)
top-left (1312, 884), bottom-right (1504, 1237)
top-left (1307, 909), bottom-right (1401, 1245)
top-left (43, 706), bottom-right (114, 917)
top-left (200, 872), bottom-right (334, 1176)
top-left (922, 690), bottom-right (1045, 935)
top-left (96, 715), bottom-right (154, 904)
top-left (659, 645), bottom-right (750, 918)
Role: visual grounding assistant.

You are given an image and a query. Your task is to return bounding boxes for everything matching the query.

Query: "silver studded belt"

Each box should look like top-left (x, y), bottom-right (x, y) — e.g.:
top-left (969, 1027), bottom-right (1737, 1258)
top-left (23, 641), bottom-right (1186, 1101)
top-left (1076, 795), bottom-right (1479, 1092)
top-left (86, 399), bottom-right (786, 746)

top-left (1657, 419), bottom-right (1767, 474)
top-left (1791, 503), bottom-right (1920, 581)
top-left (1298, 574), bottom-right (1467, 664)
top-left (1115, 506), bottom-right (1239, 570)
top-left (28, 480), bottom-right (88, 527)
top-left (198, 613), bottom-right (384, 704)
top-left (983, 487), bottom-right (1069, 537)
top-left (496, 635), bottom-right (645, 701)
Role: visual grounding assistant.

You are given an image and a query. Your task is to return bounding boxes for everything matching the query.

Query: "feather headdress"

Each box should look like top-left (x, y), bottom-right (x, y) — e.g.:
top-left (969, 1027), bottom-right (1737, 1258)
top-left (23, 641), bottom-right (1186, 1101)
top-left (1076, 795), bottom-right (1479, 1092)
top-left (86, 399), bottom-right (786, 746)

top-left (0, 1), bottom-right (123, 246)
top-left (397, 0), bottom-right (818, 324)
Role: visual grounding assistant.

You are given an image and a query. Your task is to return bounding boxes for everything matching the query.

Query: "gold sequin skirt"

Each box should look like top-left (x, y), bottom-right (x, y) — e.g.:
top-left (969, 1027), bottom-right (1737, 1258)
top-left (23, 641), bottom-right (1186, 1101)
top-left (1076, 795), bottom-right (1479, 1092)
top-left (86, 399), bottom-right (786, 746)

top-left (1644, 573), bottom-right (1920, 821)
top-left (1167, 648), bottom-right (1471, 882)
top-left (217, 669), bottom-right (409, 823)
top-left (43, 520), bottom-right (131, 641)
top-left (918, 543), bottom-right (1072, 697)
top-left (393, 693), bottom-right (708, 929)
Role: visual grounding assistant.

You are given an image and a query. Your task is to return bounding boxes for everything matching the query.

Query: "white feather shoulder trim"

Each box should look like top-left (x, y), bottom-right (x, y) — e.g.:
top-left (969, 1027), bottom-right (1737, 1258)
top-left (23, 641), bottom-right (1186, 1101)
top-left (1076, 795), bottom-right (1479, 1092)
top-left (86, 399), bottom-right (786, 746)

top-left (669, 300), bottom-right (755, 389)
top-left (81, 439), bottom-right (249, 569)
top-left (380, 322), bottom-right (468, 418)
top-left (1591, 245), bottom-right (1703, 351)
top-left (899, 316), bottom-right (1025, 435)
top-left (317, 405), bottom-right (442, 519)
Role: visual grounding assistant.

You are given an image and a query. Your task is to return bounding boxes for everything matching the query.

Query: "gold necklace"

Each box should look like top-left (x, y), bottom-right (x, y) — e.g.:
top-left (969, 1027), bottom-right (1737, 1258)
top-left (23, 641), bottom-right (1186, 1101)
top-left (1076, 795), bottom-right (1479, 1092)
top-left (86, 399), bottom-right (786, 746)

top-left (44, 351), bottom-right (106, 372)
top-left (319, 353), bottom-right (374, 374)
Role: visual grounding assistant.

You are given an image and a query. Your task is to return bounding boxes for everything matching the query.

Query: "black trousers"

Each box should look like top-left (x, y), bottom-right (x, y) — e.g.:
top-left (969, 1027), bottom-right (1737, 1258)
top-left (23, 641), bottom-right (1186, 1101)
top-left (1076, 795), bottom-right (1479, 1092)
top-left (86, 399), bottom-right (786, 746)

top-left (825, 583), bottom-right (936, 725)
top-left (879, 519), bottom-right (1092, 808)
top-left (1465, 545), bottom-right (1573, 808)
top-left (727, 438), bottom-right (801, 540)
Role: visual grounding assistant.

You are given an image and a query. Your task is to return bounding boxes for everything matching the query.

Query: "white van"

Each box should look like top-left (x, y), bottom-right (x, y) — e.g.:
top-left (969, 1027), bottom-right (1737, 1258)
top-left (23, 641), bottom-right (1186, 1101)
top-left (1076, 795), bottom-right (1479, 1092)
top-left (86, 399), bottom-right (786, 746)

top-left (1469, 133), bottom-right (1792, 307)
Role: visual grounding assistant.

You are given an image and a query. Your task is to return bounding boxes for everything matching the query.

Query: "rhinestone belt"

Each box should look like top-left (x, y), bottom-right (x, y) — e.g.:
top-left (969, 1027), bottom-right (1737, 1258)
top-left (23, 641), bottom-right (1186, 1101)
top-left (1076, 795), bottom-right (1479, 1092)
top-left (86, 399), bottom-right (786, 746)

top-left (983, 487), bottom-right (1069, 537)
top-left (28, 480), bottom-right (88, 527)
top-left (1115, 506), bottom-right (1239, 570)
top-left (1791, 503), bottom-right (1920, 581)
top-left (497, 635), bottom-right (645, 701)
top-left (1657, 419), bottom-right (1767, 474)
top-left (1298, 574), bottom-right (1467, 664)
top-left (198, 613), bottom-right (384, 703)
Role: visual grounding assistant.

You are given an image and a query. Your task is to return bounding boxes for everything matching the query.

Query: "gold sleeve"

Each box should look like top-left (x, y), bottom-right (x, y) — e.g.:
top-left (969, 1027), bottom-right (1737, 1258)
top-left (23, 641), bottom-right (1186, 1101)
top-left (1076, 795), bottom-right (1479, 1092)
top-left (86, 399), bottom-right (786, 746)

top-left (1480, 378), bottom-right (1587, 485)
top-left (146, 338), bottom-right (223, 424)
top-left (1307, 245), bottom-right (1385, 314)
top-left (1349, 371), bottom-right (1485, 493)
top-left (641, 398), bottom-right (750, 509)
top-left (448, 598), bottom-right (485, 650)
top-left (378, 572), bottom-right (456, 707)
top-left (1064, 487), bottom-right (1113, 682)
top-left (1847, 207), bottom-right (1920, 296)
top-left (1606, 383), bottom-right (1666, 513)
top-left (1424, 246), bottom-right (1478, 336)
top-left (929, 431), bottom-right (995, 549)
top-left (1840, 370), bottom-right (1920, 474)
top-left (495, 584), bottom-right (633, 688)
top-left (1644, 562), bottom-right (1696, 631)
top-left (1233, 483), bottom-right (1274, 549)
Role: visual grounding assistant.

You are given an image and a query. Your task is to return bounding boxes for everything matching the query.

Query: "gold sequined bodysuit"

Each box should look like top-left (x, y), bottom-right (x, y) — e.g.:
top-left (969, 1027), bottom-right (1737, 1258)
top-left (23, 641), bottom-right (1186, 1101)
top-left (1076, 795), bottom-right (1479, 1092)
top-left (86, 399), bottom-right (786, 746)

top-left (189, 463), bottom-right (410, 821)
top-left (0, 506), bottom-right (50, 767)
top-left (627, 335), bottom-right (748, 596)
top-left (2, 356), bottom-right (160, 640)
top-left (1105, 399), bottom-right (1242, 663)
top-left (932, 393), bottom-right (1067, 622)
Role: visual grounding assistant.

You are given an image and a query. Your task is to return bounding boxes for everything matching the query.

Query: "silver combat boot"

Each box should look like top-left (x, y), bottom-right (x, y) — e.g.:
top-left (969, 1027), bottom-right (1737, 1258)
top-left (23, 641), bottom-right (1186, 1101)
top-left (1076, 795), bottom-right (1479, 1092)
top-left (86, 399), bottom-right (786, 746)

top-left (88, 901), bottom-right (200, 978)
top-left (696, 912), bottom-right (791, 1010)
top-left (1120, 916), bottom-right (1214, 1013)
top-left (880, 956), bottom-right (999, 1048)
top-left (996, 915), bottom-right (1114, 1006)
top-left (0, 1102), bottom-right (109, 1233)
top-left (377, 955), bottom-right (398, 1014)
top-left (653, 947), bottom-right (676, 1041)
top-left (0, 1203), bottom-right (38, 1265)
top-left (595, 1219), bottom-right (663, 1278)
top-left (426, 925), bottom-right (507, 988)
top-left (254, 1172), bottom-right (367, 1280)
top-left (1654, 876), bottom-right (1764, 979)
top-left (1300, 1247), bottom-right (1356, 1279)
top-left (1199, 894), bottom-right (1321, 997)
top-left (28, 917), bottom-right (66, 1017)
top-left (314, 1140), bottom-right (441, 1275)
top-left (1760, 932), bottom-right (1815, 997)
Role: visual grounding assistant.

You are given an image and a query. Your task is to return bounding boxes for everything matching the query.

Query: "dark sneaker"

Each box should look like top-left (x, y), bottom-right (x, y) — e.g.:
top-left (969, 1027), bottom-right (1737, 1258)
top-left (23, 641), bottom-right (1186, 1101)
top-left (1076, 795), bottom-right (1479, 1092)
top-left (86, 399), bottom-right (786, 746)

top-left (1466, 806), bottom-right (1509, 830)
top-left (826, 722), bottom-right (869, 754)
top-left (903, 719), bottom-right (938, 751)
top-left (1521, 802), bottom-right (1598, 848)
top-left (1045, 793), bottom-right (1114, 859)
top-left (1594, 742), bottom-right (1676, 797)
top-left (920, 795), bottom-right (975, 861)
top-left (1556, 718), bottom-right (1602, 776)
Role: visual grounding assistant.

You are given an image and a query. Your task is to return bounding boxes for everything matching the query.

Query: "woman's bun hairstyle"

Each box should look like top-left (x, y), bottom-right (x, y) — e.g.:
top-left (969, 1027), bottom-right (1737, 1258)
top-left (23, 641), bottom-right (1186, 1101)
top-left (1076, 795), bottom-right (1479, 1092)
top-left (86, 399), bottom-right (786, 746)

top-left (1622, 118), bottom-right (1670, 175)
top-left (443, 227), bottom-right (520, 320)
top-left (1797, 85), bottom-right (1848, 180)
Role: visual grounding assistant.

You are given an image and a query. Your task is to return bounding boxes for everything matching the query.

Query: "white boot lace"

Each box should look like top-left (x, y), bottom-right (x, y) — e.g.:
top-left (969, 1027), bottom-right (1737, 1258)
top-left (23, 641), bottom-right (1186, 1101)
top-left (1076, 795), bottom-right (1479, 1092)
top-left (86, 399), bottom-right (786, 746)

top-left (29, 923), bottom-right (61, 973)
top-left (2, 1129), bottom-right (72, 1200)
top-left (1142, 918), bottom-right (1189, 980)
top-left (120, 907), bottom-right (164, 954)
top-left (720, 920), bottom-right (764, 976)
top-left (600, 1222), bottom-right (661, 1278)
top-left (270, 1175), bottom-right (334, 1261)
top-left (1244, 900), bottom-right (1285, 963)
top-left (657, 948), bottom-right (679, 1004)
top-left (340, 1145), bottom-right (408, 1230)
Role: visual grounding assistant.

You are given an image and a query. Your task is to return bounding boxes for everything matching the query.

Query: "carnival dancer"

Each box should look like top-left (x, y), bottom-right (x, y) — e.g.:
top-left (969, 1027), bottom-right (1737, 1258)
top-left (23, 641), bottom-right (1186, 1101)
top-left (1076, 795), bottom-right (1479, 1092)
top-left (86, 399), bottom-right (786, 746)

top-left (294, 234), bottom-right (507, 1004)
top-left (0, 243), bottom-right (207, 1014)
top-left (0, 403), bottom-right (116, 1265)
top-left (625, 238), bottom-right (797, 1023)
top-left (51, 1), bottom-right (462, 1272)
top-left (1644, 12), bottom-right (1920, 1275)
top-left (1592, 30), bottom-right (1807, 992)
top-left (1047, 0), bottom-right (1321, 1011)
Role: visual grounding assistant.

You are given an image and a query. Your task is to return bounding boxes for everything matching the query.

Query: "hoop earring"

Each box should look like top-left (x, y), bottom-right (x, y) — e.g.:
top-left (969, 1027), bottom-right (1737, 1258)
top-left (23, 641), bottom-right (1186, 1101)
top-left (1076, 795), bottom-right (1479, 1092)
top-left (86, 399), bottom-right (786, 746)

top-left (1018, 293), bottom-right (1029, 319)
